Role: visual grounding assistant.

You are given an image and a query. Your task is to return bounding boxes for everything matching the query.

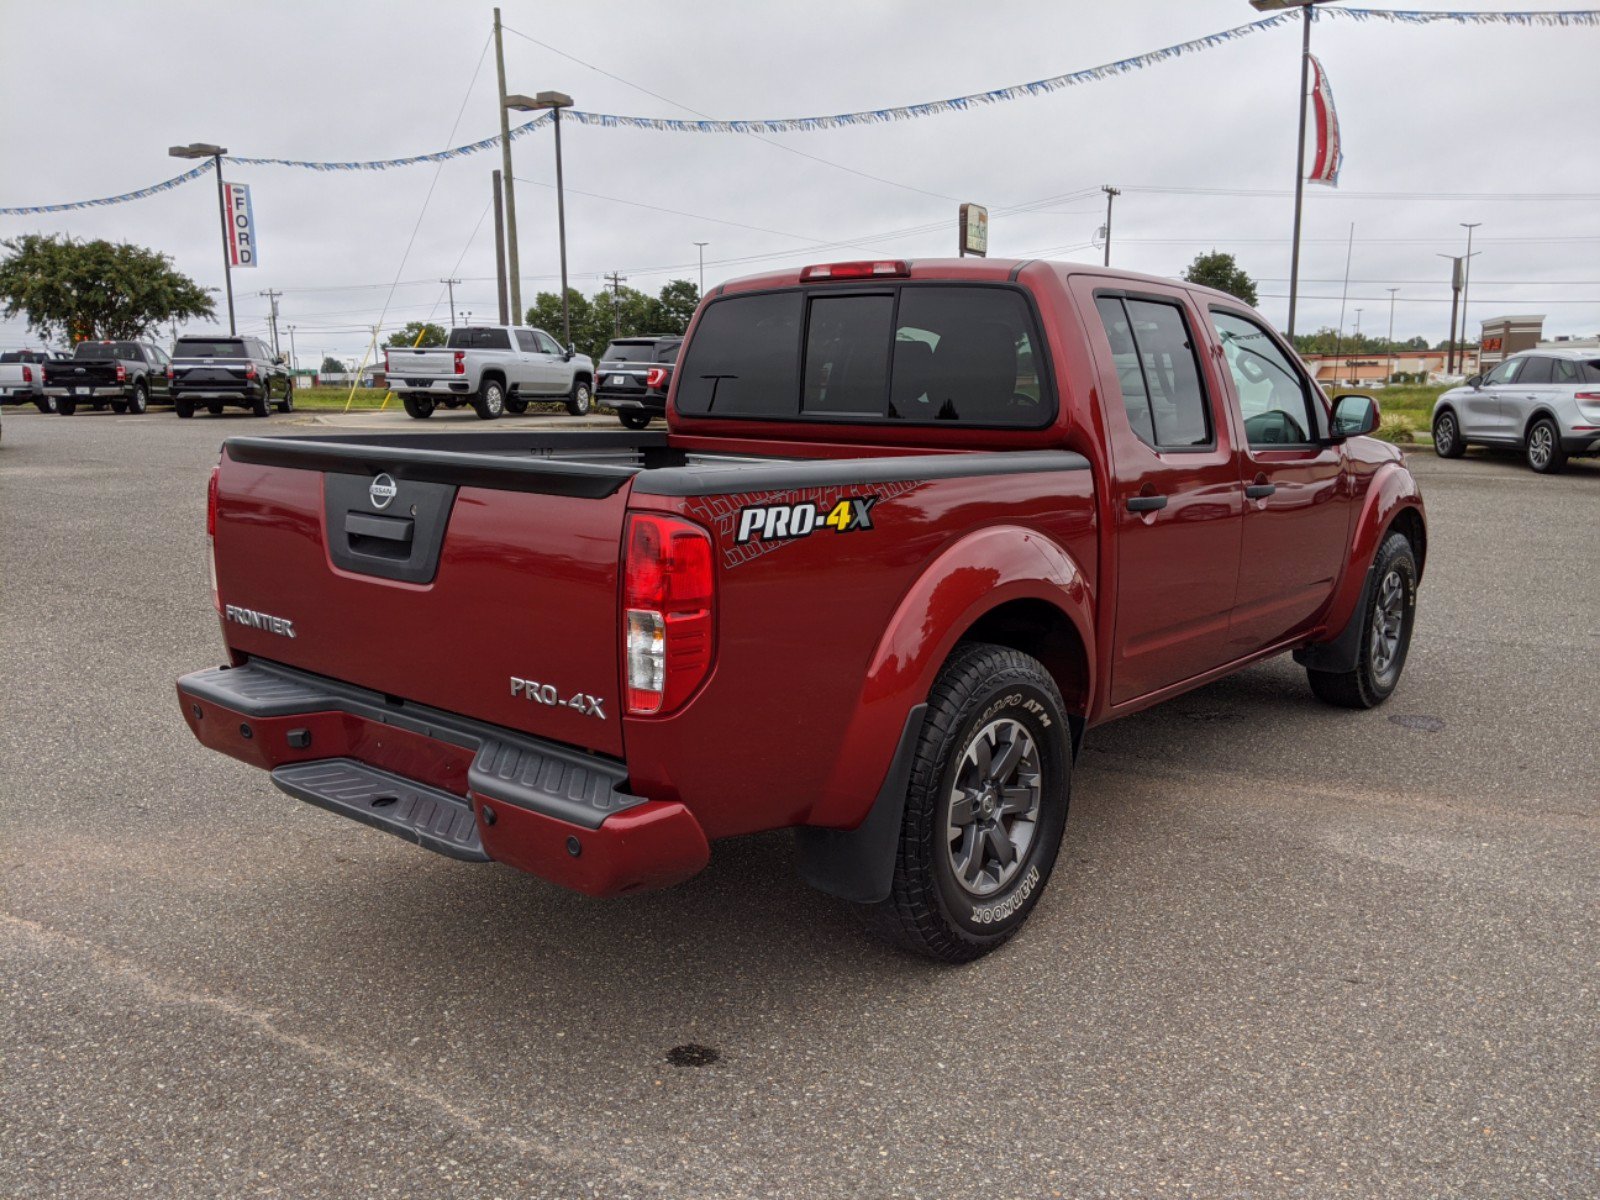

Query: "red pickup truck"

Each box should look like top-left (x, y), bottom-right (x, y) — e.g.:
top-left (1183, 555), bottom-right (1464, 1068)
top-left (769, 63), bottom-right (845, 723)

top-left (177, 258), bottom-right (1425, 962)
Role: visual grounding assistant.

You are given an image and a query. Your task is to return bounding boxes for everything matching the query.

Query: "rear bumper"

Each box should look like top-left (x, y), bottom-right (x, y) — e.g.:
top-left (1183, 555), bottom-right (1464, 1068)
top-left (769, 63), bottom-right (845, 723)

top-left (173, 388), bottom-right (263, 401)
top-left (176, 660), bottom-right (709, 896)
top-left (43, 385), bottom-right (124, 397)
top-left (395, 379), bottom-right (473, 395)
top-left (598, 391), bottom-right (667, 414)
top-left (1560, 430), bottom-right (1600, 454)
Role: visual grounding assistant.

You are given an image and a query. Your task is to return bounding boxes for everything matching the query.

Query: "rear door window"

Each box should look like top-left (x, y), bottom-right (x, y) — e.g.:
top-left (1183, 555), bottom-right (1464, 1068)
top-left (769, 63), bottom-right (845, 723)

top-left (1552, 358), bottom-right (1579, 384)
top-left (1517, 356), bottom-right (1553, 384)
top-left (514, 330), bottom-right (538, 353)
top-left (1093, 296), bottom-right (1212, 449)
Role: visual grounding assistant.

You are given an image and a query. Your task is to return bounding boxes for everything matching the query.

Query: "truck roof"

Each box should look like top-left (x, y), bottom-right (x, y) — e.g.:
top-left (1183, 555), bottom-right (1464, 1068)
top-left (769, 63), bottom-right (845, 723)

top-left (717, 258), bottom-right (1243, 305)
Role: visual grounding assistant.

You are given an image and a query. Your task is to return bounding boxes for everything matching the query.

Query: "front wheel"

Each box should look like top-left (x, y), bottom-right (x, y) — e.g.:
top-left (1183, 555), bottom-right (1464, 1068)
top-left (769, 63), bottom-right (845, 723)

top-left (618, 410), bottom-right (651, 430)
top-left (473, 379), bottom-right (505, 420)
top-left (1525, 417), bottom-right (1566, 474)
top-left (277, 381), bottom-right (294, 413)
top-left (1307, 530), bottom-right (1418, 710)
top-left (867, 642), bottom-right (1071, 963)
top-left (1432, 409), bottom-right (1465, 458)
top-left (565, 378), bottom-right (592, 417)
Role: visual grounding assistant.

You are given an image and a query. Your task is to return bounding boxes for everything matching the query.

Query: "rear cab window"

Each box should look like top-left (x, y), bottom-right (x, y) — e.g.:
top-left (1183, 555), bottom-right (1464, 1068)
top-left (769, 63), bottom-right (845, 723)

top-left (74, 342), bottom-right (141, 360)
top-left (447, 328), bottom-right (512, 350)
top-left (674, 284), bottom-right (1052, 427)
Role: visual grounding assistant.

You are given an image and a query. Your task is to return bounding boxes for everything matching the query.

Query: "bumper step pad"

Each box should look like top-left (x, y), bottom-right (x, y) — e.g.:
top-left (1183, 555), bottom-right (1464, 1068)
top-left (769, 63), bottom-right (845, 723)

top-left (271, 758), bottom-right (488, 861)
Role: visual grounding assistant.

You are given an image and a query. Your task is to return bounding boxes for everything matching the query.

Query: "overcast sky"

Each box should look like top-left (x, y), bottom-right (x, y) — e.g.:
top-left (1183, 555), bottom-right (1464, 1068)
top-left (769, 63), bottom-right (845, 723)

top-left (3, 0), bottom-right (1597, 363)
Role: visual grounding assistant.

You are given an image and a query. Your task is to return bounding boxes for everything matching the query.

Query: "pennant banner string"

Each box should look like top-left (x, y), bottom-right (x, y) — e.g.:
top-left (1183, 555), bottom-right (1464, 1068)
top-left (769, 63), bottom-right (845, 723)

top-left (4, 8), bottom-right (1596, 214)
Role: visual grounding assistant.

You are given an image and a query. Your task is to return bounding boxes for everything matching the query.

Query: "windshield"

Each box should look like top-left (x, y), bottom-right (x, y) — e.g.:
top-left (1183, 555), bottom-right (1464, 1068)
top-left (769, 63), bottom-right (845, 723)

top-left (74, 342), bottom-right (140, 360)
top-left (174, 339), bottom-right (247, 359)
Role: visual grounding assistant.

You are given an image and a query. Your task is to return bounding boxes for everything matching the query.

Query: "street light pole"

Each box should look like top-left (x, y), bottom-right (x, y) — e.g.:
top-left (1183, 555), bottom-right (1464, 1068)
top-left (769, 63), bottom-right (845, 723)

top-left (505, 90), bottom-right (575, 345)
top-left (1250, 0), bottom-right (1333, 338)
top-left (286, 323), bottom-right (298, 372)
top-left (1101, 186), bottom-right (1119, 267)
top-left (694, 242), bottom-right (709, 295)
top-left (1385, 288), bottom-right (1398, 383)
top-left (1459, 222), bottom-right (1481, 374)
top-left (170, 142), bottom-right (234, 334)
top-left (493, 8), bottom-right (522, 321)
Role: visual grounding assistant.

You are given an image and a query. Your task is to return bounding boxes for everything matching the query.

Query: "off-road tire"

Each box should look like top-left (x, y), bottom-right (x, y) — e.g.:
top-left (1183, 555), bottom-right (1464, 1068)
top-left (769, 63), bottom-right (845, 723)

top-left (565, 377), bottom-right (592, 417)
top-left (401, 394), bottom-right (435, 419)
top-left (1525, 417), bottom-right (1566, 474)
top-left (174, 399), bottom-right (194, 419)
top-left (1432, 408), bottom-right (1465, 458)
top-left (1307, 530), bottom-right (1418, 710)
top-left (618, 410), bottom-right (651, 430)
top-left (473, 379), bottom-right (505, 421)
top-left (867, 642), bottom-right (1071, 963)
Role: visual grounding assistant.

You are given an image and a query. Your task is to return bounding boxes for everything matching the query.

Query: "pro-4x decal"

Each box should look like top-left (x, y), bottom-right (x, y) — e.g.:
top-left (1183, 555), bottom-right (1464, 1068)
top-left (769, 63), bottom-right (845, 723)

top-left (734, 495), bottom-right (878, 545)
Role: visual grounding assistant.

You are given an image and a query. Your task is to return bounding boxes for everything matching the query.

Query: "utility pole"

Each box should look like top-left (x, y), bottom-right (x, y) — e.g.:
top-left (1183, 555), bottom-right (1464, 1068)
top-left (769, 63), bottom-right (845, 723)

top-left (1437, 254), bottom-right (1464, 374)
top-left (493, 8), bottom-right (522, 320)
top-left (604, 271), bottom-right (627, 335)
top-left (1459, 222), bottom-right (1481, 375)
top-left (440, 278), bottom-right (461, 327)
top-left (693, 242), bottom-right (709, 295)
top-left (1332, 221), bottom-right (1354, 385)
top-left (286, 323), bottom-right (298, 373)
top-left (492, 170), bottom-right (509, 324)
top-left (1385, 288), bottom-right (1398, 383)
top-left (1101, 186), bottom-right (1120, 267)
top-left (259, 289), bottom-right (282, 357)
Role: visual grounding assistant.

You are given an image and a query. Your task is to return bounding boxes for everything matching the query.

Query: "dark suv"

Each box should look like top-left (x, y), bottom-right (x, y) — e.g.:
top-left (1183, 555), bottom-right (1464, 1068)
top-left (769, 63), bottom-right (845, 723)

top-left (596, 335), bottom-right (681, 429)
top-left (170, 335), bottom-right (293, 418)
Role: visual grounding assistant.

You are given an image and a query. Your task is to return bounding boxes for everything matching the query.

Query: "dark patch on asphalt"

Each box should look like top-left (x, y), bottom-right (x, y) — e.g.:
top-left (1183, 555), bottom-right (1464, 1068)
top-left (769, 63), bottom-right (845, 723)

top-left (1389, 714), bottom-right (1446, 733)
top-left (666, 1044), bottom-right (720, 1068)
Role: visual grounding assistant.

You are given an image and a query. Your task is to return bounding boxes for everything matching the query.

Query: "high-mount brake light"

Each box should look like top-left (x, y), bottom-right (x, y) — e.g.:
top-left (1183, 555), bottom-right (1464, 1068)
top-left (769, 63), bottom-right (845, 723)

top-left (622, 514), bottom-right (715, 716)
top-left (453, 350), bottom-right (466, 375)
top-left (800, 260), bottom-right (910, 281)
top-left (645, 366), bottom-right (669, 389)
top-left (206, 465), bottom-right (221, 612)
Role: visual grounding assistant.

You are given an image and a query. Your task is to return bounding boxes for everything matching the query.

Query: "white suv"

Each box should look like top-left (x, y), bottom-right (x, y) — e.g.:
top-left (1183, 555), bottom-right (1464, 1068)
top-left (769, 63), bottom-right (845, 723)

top-left (1432, 349), bottom-right (1600, 473)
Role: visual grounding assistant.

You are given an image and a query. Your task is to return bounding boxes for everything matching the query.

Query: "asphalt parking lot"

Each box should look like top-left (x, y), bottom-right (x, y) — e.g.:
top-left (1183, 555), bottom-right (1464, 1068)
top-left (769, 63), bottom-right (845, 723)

top-left (2, 408), bottom-right (1596, 1199)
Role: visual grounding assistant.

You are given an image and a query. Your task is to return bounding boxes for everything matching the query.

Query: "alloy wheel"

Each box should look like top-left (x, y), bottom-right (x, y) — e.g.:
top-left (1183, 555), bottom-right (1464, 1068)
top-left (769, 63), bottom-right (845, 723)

top-left (1370, 568), bottom-right (1407, 683)
top-left (946, 718), bottom-right (1043, 897)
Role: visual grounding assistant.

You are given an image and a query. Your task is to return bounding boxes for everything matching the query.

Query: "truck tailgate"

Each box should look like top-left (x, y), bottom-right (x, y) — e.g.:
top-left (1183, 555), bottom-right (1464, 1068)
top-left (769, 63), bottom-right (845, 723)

top-left (212, 447), bottom-right (629, 758)
top-left (385, 348), bottom-right (457, 380)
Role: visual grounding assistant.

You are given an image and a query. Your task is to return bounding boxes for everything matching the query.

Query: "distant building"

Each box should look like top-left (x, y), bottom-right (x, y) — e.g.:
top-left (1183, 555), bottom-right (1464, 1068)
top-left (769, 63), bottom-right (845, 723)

top-left (1301, 346), bottom-right (1480, 386)
top-left (1537, 333), bottom-right (1600, 354)
top-left (1477, 315), bottom-right (1545, 369)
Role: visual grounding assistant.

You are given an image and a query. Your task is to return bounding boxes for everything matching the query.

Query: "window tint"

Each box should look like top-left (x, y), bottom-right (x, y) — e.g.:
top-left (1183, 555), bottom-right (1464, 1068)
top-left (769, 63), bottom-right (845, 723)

top-left (802, 294), bottom-right (893, 415)
top-left (603, 341), bottom-right (656, 363)
top-left (74, 342), bottom-right (141, 360)
top-left (1094, 297), bottom-right (1210, 449)
top-left (534, 331), bottom-right (562, 355)
top-left (1516, 356), bottom-right (1553, 384)
top-left (1212, 309), bottom-right (1317, 446)
top-left (1581, 360), bottom-right (1600, 384)
top-left (447, 327), bottom-right (512, 350)
top-left (675, 291), bottom-right (803, 417)
top-left (514, 330), bottom-right (537, 353)
top-left (1552, 357), bottom-right (1579, 384)
top-left (657, 340), bottom-right (681, 363)
top-left (1482, 357), bottom-right (1523, 386)
top-left (891, 287), bottom-right (1041, 424)
top-left (174, 339), bottom-right (247, 359)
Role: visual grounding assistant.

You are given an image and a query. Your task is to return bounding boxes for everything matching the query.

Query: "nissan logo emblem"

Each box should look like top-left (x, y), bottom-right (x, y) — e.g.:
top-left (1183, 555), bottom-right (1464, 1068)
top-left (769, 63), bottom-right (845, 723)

top-left (369, 473), bottom-right (398, 509)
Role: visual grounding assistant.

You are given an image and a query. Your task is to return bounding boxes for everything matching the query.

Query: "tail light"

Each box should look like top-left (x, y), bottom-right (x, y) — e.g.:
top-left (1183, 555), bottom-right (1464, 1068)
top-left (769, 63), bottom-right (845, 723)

top-left (245, 365), bottom-right (258, 380)
top-left (21, 365), bottom-right (32, 383)
top-left (165, 366), bottom-right (174, 383)
top-left (116, 363), bottom-right (127, 383)
top-left (453, 350), bottom-right (466, 375)
top-left (1576, 391), bottom-right (1600, 401)
top-left (384, 351), bottom-right (392, 373)
top-left (800, 260), bottom-right (909, 281)
top-left (645, 366), bottom-right (669, 390)
top-left (622, 514), bottom-right (715, 716)
top-left (206, 465), bottom-right (221, 613)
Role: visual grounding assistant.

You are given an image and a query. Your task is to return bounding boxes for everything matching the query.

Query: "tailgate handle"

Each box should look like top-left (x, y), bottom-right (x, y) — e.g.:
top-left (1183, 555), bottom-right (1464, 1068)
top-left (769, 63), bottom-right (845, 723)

top-left (345, 511), bottom-right (414, 544)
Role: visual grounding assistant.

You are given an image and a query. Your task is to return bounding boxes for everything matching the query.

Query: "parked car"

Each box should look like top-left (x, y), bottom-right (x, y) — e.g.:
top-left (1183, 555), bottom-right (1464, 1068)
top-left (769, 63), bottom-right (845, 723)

top-left (1432, 348), bottom-right (1600, 473)
top-left (177, 258), bottom-right (1424, 963)
top-left (385, 325), bottom-right (595, 420)
top-left (596, 335), bottom-right (681, 429)
top-left (0, 350), bottom-right (62, 413)
top-left (42, 341), bottom-right (172, 415)
top-left (169, 335), bottom-right (293, 418)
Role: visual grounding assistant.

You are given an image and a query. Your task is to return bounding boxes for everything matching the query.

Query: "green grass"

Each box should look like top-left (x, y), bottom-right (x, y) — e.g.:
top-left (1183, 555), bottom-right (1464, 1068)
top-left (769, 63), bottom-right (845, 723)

top-left (1333, 383), bottom-right (1448, 445)
top-left (289, 386), bottom-right (600, 416)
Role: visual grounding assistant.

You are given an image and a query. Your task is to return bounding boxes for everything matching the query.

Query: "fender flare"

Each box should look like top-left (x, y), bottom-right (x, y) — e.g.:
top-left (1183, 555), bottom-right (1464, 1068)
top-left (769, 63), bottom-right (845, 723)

top-left (797, 525), bottom-right (1093, 903)
top-left (1296, 461), bottom-right (1424, 673)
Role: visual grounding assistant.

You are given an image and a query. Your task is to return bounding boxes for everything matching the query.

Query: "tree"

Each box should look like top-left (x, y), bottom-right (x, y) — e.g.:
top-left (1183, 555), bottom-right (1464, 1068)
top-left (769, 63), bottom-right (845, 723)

top-left (647, 279), bottom-right (700, 334)
top-left (0, 233), bottom-right (215, 344)
top-left (1181, 251), bottom-right (1258, 307)
top-left (386, 321), bottom-right (446, 348)
top-left (320, 355), bottom-right (346, 374)
top-left (526, 280), bottom-right (701, 364)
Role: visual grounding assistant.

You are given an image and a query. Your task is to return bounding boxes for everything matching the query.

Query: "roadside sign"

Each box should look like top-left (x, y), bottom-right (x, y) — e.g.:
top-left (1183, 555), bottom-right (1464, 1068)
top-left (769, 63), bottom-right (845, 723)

top-left (959, 203), bottom-right (988, 258)
top-left (224, 183), bottom-right (258, 267)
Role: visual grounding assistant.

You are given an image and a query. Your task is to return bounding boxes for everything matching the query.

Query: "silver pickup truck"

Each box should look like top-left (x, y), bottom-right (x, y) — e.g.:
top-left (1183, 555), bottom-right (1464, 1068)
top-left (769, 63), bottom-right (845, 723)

top-left (0, 350), bottom-right (63, 413)
top-left (384, 325), bottom-right (595, 420)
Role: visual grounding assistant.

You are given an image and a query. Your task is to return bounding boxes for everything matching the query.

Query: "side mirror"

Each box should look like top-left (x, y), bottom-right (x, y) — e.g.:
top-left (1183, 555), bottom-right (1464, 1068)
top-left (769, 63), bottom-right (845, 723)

top-left (564, 343), bottom-right (576, 361)
top-left (1330, 394), bottom-right (1380, 440)
top-left (275, 355), bottom-right (286, 365)
top-left (1466, 374), bottom-right (1483, 389)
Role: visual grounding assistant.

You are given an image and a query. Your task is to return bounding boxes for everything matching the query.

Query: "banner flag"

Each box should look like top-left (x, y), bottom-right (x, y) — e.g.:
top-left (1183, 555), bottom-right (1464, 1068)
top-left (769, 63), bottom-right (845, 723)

top-left (1307, 54), bottom-right (1343, 187)
top-left (224, 183), bottom-right (258, 267)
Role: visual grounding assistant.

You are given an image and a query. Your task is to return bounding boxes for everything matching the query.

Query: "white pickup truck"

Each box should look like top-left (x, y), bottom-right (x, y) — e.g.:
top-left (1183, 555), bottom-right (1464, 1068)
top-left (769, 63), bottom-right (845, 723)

top-left (385, 325), bottom-right (595, 420)
top-left (0, 350), bottom-right (63, 413)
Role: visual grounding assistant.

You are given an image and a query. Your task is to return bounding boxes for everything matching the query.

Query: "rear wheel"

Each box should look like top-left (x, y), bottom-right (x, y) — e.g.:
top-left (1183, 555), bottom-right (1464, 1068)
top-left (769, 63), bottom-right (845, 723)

top-left (1432, 409), bottom-right (1465, 458)
top-left (277, 381), bottom-right (294, 413)
top-left (111, 400), bottom-right (128, 414)
top-left (618, 410), bottom-right (651, 430)
top-left (249, 388), bottom-right (270, 418)
top-left (565, 377), bottom-right (592, 417)
top-left (174, 399), bottom-right (194, 419)
top-left (207, 402), bottom-right (223, 415)
top-left (127, 382), bottom-right (148, 414)
top-left (473, 379), bottom-right (505, 420)
top-left (58, 398), bottom-right (76, 416)
top-left (402, 394), bottom-right (435, 419)
top-left (1307, 530), bottom-right (1418, 710)
top-left (1525, 417), bottom-right (1566, 474)
top-left (867, 642), bottom-right (1071, 963)
top-left (34, 395), bottom-right (58, 414)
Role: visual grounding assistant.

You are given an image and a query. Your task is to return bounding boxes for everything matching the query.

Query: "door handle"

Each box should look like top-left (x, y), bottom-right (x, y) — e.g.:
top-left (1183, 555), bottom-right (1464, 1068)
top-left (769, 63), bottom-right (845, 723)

top-left (1125, 494), bottom-right (1168, 513)
top-left (1245, 483), bottom-right (1277, 499)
